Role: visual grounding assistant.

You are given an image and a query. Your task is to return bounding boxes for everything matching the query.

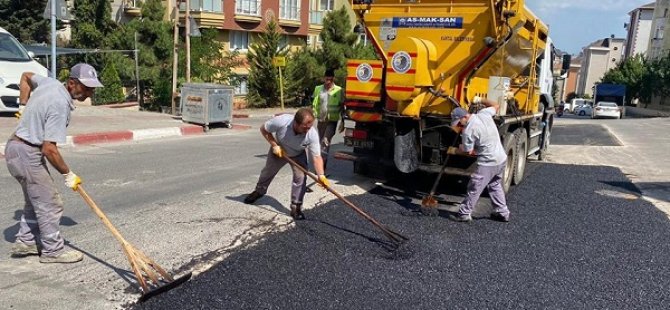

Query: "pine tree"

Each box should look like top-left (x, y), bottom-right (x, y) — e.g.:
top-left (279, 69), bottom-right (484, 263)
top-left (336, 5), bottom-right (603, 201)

top-left (0, 0), bottom-right (54, 43)
top-left (246, 18), bottom-right (288, 108)
top-left (184, 29), bottom-right (242, 84)
top-left (70, 0), bottom-right (115, 49)
top-left (95, 63), bottom-right (125, 105)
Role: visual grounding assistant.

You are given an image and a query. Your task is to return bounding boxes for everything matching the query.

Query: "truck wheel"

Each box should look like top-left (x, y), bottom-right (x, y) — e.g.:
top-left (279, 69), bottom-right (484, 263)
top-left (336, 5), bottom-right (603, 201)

top-left (512, 128), bottom-right (527, 185)
top-left (537, 116), bottom-right (553, 161)
top-left (502, 132), bottom-right (517, 193)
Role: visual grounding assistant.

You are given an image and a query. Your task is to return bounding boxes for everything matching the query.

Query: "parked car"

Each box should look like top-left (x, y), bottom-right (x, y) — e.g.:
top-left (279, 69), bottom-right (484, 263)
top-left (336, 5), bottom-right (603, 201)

top-left (574, 104), bottom-right (593, 116)
top-left (592, 101), bottom-right (622, 119)
top-left (0, 27), bottom-right (48, 113)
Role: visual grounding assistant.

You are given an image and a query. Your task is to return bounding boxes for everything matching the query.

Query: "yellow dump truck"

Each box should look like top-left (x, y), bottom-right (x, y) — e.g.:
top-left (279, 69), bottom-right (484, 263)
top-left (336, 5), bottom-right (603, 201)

top-left (339, 0), bottom-right (557, 192)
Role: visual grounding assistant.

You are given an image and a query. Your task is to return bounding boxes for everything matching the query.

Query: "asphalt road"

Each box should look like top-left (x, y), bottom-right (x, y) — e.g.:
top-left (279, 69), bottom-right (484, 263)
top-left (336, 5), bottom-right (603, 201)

top-left (2, 115), bottom-right (669, 309)
top-left (134, 160), bottom-right (670, 309)
top-left (131, 120), bottom-right (670, 309)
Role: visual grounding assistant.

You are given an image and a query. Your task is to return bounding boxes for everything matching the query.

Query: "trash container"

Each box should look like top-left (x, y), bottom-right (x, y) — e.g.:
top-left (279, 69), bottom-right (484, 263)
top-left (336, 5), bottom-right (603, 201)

top-left (180, 83), bottom-right (234, 131)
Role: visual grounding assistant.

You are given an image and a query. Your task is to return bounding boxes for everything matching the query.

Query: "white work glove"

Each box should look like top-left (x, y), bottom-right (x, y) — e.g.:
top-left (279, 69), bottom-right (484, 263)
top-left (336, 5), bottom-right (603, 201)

top-left (63, 171), bottom-right (82, 191)
top-left (15, 105), bottom-right (25, 119)
top-left (272, 145), bottom-right (284, 158)
top-left (472, 96), bottom-right (482, 104)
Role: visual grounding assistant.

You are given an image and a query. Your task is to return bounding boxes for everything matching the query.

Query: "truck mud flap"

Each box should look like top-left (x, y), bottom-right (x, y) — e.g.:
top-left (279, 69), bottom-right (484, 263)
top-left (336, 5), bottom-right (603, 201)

top-left (394, 127), bottom-right (419, 173)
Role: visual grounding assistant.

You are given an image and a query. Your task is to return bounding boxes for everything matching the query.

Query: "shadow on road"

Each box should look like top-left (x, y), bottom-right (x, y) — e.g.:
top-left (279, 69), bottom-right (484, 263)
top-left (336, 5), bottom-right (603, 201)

top-left (226, 194), bottom-right (289, 215)
top-left (65, 241), bottom-right (140, 293)
top-left (3, 210), bottom-right (78, 243)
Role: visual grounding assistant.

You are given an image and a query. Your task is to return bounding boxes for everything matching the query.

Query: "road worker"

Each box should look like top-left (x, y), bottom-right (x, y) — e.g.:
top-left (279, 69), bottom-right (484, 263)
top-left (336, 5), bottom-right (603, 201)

top-left (448, 96), bottom-right (510, 223)
top-left (6, 63), bottom-right (103, 263)
top-left (244, 108), bottom-right (330, 220)
top-left (312, 68), bottom-right (344, 172)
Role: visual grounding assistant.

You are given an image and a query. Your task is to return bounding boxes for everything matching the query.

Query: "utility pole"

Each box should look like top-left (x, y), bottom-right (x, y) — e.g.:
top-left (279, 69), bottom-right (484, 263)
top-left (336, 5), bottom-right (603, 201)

top-left (134, 32), bottom-right (140, 109)
top-left (185, 0), bottom-right (191, 82)
top-left (50, 0), bottom-right (56, 77)
top-left (171, 1), bottom-right (180, 115)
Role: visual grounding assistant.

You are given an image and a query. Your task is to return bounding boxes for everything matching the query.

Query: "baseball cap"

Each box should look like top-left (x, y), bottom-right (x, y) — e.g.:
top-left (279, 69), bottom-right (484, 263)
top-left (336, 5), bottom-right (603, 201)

top-left (450, 107), bottom-right (468, 127)
top-left (70, 63), bottom-right (104, 88)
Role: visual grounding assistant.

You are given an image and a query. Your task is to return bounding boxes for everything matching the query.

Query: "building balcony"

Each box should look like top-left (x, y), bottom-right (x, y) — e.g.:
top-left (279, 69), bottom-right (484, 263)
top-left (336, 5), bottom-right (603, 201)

top-left (178, 10), bottom-right (225, 28)
top-left (234, 12), bottom-right (262, 23)
top-left (279, 18), bottom-right (302, 28)
top-left (123, 0), bottom-right (142, 17)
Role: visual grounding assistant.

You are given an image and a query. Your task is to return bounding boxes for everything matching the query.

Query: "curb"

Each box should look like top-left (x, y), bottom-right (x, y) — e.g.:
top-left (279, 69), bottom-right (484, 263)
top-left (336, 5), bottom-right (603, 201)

top-left (0, 124), bottom-right (252, 158)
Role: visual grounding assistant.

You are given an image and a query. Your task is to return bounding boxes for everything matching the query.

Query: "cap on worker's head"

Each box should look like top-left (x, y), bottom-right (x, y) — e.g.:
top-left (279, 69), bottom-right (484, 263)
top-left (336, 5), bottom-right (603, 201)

top-left (450, 107), bottom-right (468, 127)
top-left (324, 68), bottom-right (335, 77)
top-left (70, 63), bottom-right (104, 88)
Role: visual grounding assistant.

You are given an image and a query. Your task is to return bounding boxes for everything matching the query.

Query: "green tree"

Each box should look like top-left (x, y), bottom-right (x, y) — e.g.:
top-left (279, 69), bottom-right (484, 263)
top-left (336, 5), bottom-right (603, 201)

top-left (105, 0), bottom-right (174, 108)
top-left (285, 47), bottom-right (322, 106)
top-left (95, 62), bottom-right (125, 105)
top-left (0, 0), bottom-right (55, 43)
top-left (181, 29), bottom-right (242, 84)
top-left (601, 54), bottom-right (649, 105)
top-left (246, 18), bottom-right (288, 107)
top-left (70, 0), bottom-right (117, 69)
top-left (283, 7), bottom-right (377, 105)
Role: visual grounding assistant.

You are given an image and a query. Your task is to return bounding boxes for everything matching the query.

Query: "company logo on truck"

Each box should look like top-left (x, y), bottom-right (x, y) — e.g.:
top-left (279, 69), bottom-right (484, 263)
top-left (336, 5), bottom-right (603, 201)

top-left (356, 63), bottom-right (374, 82)
top-left (392, 17), bottom-right (463, 28)
top-left (391, 51), bottom-right (412, 74)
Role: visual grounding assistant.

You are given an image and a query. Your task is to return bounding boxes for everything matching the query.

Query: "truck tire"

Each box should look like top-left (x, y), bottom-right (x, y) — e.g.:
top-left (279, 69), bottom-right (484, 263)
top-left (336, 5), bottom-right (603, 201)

top-left (512, 128), bottom-right (527, 185)
top-left (537, 116), bottom-right (553, 161)
top-left (502, 132), bottom-right (517, 193)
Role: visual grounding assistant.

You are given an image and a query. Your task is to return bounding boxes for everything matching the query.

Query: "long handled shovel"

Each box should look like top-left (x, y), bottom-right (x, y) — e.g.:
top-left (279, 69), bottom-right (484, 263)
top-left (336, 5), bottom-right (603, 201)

top-left (76, 186), bottom-right (191, 302)
top-left (421, 126), bottom-right (463, 215)
top-left (282, 155), bottom-right (408, 244)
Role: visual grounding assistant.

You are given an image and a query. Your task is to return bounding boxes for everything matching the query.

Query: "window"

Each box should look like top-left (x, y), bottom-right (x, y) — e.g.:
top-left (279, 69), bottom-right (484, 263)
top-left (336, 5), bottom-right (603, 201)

top-left (280, 0), bottom-right (300, 20)
top-left (236, 0), bottom-right (261, 16)
top-left (320, 0), bottom-right (334, 11)
top-left (234, 76), bottom-right (248, 95)
top-left (306, 35), bottom-right (312, 45)
top-left (180, 0), bottom-right (222, 12)
top-left (230, 31), bottom-right (249, 51)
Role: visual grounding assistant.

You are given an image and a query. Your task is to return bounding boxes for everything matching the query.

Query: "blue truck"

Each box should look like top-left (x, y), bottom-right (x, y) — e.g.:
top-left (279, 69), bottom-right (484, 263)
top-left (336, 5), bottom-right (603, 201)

top-left (594, 83), bottom-right (626, 117)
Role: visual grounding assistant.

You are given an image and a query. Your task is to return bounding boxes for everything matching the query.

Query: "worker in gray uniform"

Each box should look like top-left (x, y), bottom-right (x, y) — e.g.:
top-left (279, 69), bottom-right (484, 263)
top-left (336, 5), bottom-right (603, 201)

top-left (448, 96), bottom-right (511, 223)
top-left (244, 108), bottom-right (330, 220)
top-left (6, 63), bottom-right (103, 263)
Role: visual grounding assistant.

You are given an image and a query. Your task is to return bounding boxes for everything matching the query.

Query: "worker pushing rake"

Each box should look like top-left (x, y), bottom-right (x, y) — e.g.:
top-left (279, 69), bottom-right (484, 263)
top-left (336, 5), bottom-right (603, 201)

top-left (244, 108), bottom-right (408, 244)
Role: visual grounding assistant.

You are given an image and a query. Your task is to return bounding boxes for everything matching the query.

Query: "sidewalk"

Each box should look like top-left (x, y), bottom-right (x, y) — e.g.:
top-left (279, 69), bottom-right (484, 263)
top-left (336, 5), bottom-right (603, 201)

top-left (0, 105), bottom-right (298, 157)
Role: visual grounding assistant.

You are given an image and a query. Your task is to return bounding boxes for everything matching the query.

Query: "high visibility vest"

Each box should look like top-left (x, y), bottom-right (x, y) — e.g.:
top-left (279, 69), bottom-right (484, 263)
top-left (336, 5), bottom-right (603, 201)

top-left (312, 84), bottom-right (343, 122)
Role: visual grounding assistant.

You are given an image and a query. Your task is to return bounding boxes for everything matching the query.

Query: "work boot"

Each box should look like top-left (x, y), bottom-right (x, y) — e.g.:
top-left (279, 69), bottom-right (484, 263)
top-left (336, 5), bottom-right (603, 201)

top-left (10, 241), bottom-right (39, 257)
top-left (490, 212), bottom-right (510, 223)
top-left (39, 250), bottom-right (84, 264)
top-left (290, 204), bottom-right (305, 220)
top-left (244, 191), bottom-right (264, 204)
top-left (447, 212), bottom-right (472, 223)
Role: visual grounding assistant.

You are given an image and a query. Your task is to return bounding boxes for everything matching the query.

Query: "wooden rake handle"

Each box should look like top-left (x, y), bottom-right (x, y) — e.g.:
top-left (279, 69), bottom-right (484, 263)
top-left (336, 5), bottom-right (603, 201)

top-left (282, 155), bottom-right (408, 243)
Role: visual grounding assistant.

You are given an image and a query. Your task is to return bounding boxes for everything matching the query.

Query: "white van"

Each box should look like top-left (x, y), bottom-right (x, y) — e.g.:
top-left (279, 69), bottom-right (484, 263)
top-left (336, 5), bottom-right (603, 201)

top-left (0, 27), bottom-right (49, 112)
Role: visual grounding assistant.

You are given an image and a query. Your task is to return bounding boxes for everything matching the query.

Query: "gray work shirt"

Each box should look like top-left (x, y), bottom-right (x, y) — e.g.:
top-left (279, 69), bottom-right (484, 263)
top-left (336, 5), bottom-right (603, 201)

top-left (264, 114), bottom-right (320, 158)
top-left (461, 107), bottom-right (507, 166)
top-left (14, 75), bottom-right (74, 145)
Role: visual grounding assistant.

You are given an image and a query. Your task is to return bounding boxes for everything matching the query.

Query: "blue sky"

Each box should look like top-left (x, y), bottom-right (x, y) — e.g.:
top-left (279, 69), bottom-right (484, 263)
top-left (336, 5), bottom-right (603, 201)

top-left (525, 0), bottom-right (655, 55)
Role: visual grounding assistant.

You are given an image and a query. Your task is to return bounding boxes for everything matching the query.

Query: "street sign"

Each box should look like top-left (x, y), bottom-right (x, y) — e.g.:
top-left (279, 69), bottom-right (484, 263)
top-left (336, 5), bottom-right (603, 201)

top-left (43, 0), bottom-right (73, 20)
top-left (272, 56), bottom-right (286, 67)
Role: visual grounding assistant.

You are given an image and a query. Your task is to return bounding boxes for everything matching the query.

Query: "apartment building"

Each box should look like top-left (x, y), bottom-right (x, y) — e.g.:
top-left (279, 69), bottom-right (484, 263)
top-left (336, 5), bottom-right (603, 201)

top-left (648, 0), bottom-right (670, 60)
top-left (563, 57), bottom-right (581, 101)
top-left (624, 2), bottom-right (655, 58)
top-left (577, 37), bottom-right (624, 97)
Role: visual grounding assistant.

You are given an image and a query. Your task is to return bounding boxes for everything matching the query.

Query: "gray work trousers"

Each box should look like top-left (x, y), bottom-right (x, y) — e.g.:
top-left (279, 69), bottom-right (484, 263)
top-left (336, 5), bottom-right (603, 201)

top-left (458, 161), bottom-right (510, 217)
top-left (5, 140), bottom-right (65, 257)
top-left (317, 120), bottom-right (337, 171)
top-left (254, 149), bottom-right (308, 206)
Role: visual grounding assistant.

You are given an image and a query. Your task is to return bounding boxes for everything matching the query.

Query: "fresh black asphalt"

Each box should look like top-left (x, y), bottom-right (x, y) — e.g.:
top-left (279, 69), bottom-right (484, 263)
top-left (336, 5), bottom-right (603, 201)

top-left (134, 162), bottom-right (670, 309)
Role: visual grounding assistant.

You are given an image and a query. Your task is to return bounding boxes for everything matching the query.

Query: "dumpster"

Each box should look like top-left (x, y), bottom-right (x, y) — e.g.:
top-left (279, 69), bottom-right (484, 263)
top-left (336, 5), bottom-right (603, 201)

top-left (180, 83), bottom-right (234, 131)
